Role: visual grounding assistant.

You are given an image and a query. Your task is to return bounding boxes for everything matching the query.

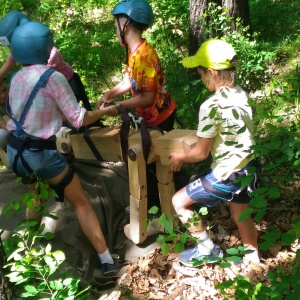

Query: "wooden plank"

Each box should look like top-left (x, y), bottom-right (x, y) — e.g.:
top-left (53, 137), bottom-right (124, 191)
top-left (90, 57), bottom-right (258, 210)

top-left (69, 127), bottom-right (162, 162)
top-left (69, 127), bottom-right (122, 161)
top-left (128, 129), bottom-right (162, 164)
top-left (127, 144), bottom-right (148, 244)
top-left (154, 129), bottom-right (197, 165)
top-left (156, 160), bottom-right (176, 219)
top-left (128, 144), bottom-right (147, 200)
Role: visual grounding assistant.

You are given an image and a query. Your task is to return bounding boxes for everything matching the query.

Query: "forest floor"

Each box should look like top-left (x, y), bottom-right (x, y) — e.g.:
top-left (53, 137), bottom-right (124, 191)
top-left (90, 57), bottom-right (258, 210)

top-left (94, 192), bottom-right (299, 300)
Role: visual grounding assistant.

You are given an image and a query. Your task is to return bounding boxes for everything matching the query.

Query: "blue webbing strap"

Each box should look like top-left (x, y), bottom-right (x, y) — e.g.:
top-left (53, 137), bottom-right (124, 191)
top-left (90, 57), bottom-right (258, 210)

top-left (6, 68), bottom-right (55, 177)
top-left (7, 68), bottom-right (55, 130)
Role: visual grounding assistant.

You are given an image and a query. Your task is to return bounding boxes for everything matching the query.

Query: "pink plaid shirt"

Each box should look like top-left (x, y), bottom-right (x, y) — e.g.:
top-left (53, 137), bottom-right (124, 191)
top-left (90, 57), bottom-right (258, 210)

top-left (7, 64), bottom-right (86, 139)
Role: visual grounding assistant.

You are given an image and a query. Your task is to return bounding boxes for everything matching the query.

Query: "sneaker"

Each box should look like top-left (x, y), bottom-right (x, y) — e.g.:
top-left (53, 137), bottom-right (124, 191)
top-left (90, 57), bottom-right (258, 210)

top-left (179, 244), bottom-right (224, 267)
top-left (101, 255), bottom-right (122, 277)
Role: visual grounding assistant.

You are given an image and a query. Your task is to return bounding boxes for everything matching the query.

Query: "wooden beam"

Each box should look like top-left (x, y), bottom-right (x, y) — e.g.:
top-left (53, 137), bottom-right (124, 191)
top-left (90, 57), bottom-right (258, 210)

top-left (127, 144), bottom-right (148, 244)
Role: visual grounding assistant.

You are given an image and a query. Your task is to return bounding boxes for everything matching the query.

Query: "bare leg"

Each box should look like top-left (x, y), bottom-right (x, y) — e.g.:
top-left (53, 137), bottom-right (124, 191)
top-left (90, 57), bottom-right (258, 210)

top-left (173, 186), bottom-right (220, 263)
top-left (45, 166), bottom-right (108, 254)
top-left (63, 173), bottom-right (108, 253)
top-left (229, 202), bottom-right (258, 249)
top-left (172, 187), bottom-right (204, 233)
top-left (26, 185), bottom-right (47, 231)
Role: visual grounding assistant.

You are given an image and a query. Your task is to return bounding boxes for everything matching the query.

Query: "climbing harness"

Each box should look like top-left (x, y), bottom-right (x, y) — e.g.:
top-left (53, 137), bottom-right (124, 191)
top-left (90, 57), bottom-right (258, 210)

top-left (118, 105), bottom-right (164, 163)
top-left (6, 68), bottom-right (74, 202)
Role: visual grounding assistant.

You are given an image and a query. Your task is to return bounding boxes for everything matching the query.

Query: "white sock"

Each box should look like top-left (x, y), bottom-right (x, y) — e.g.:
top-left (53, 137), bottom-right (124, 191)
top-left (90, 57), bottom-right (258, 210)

top-left (98, 249), bottom-right (114, 264)
top-left (192, 231), bottom-right (214, 254)
top-left (244, 248), bottom-right (260, 264)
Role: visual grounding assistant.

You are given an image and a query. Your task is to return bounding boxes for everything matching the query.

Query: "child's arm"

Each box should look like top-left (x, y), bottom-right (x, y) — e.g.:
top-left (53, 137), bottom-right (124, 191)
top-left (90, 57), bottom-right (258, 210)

top-left (98, 72), bottom-right (131, 108)
top-left (117, 91), bottom-right (154, 109)
top-left (81, 104), bottom-right (119, 126)
top-left (0, 56), bottom-right (16, 82)
top-left (169, 137), bottom-right (212, 172)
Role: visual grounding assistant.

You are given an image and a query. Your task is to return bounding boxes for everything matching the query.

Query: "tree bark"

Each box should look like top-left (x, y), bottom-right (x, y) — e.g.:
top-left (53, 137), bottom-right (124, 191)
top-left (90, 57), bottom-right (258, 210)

top-left (223, 0), bottom-right (251, 31)
top-left (189, 0), bottom-right (251, 56)
top-left (0, 237), bottom-right (14, 300)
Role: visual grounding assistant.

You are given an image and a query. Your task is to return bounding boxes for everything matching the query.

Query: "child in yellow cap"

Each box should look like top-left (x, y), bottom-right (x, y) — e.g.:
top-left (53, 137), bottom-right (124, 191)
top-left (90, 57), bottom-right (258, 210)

top-left (169, 39), bottom-right (260, 266)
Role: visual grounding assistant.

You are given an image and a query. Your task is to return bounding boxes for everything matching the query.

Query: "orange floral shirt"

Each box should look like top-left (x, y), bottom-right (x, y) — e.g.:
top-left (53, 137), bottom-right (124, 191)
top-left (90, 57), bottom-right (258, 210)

top-left (126, 39), bottom-right (176, 125)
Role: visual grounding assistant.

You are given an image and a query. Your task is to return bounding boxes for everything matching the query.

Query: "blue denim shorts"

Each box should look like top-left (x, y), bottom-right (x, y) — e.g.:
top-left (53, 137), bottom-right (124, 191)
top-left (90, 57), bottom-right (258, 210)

top-left (186, 170), bottom-right (247, 207)
top-left (7, 144), bottom-right (67, 181)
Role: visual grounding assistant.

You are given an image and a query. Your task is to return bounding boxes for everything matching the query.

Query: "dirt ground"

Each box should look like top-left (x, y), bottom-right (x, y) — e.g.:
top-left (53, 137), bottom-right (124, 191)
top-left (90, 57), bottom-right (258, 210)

top-left (1, 162), bottom-right (299, 300)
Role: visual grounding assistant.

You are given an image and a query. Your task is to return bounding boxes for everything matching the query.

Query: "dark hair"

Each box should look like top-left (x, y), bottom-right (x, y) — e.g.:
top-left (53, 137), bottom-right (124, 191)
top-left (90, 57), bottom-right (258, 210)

top-left (115, 14), bottom-right (148, 32)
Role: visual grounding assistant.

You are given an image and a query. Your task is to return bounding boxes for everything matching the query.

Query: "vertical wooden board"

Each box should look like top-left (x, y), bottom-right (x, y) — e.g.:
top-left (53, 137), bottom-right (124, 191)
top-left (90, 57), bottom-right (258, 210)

top-left (128, 144), bottom-right (147, 200)
top-left (127, 144), bottom-right (148, 244)
top-left (156, 160), bottom-right (176, 219)
top-left (129, 195), bottom-right (147, 244)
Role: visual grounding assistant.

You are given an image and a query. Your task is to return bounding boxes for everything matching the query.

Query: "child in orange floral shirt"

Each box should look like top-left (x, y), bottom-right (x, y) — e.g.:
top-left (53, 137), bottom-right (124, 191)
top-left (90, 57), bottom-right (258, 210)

top-left (98, 0), bottom-right (176, 131)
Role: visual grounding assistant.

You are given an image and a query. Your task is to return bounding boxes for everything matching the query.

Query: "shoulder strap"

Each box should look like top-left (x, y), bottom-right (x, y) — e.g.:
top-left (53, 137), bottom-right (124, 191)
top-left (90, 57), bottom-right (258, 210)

top-left (7, 68), bottom-right (55, 130)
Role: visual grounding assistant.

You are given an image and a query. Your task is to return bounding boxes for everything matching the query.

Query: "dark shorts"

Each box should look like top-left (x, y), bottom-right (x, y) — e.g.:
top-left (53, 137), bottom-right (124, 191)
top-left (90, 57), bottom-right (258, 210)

top-left (186, 170), bottom-right (251, 207)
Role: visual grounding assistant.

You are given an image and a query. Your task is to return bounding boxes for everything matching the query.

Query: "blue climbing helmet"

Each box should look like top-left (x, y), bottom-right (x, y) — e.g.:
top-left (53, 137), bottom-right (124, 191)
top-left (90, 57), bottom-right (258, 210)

top-left (0, 11), bottom-right (30, 46)
top-left (11, 21), bottom-right (54, 64)
top-left (112, 0), bottom-right (154, 27)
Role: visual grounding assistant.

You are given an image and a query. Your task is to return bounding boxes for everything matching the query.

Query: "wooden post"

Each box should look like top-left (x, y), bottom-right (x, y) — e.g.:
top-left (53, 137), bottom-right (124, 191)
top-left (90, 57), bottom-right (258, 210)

top-left (156, 159), bottom-right (176, 220)
top-left (126, 144), bottom-right (148, 244)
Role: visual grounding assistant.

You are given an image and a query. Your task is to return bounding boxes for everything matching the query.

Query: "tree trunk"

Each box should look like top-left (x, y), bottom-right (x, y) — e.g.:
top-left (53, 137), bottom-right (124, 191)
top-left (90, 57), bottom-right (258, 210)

top-left (223, 0), bottom-right (251, 31)
top-left (0, 237), bottom-right (14, 300)
top-left (189, 0), bottom-right (251, 56)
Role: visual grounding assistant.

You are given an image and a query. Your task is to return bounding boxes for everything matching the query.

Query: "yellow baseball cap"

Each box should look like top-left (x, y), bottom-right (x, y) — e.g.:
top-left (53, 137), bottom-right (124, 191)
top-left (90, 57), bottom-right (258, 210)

top-left (182, 39), bottom-right (236, 70)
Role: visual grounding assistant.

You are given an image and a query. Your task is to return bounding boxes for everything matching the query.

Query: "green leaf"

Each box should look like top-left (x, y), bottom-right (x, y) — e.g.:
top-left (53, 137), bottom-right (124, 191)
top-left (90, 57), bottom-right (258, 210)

top-left (25, 285), bottom-right (38, 293)
top-left (44, 232), bottom-right (55, 240)
top-left (52, 250), bottom-right (65, 262)
top-left (220, 262), bottom-right (232, 268)
top-left (40, 189), bottom-right (49, 200)
top-left (198, 207), bottom-right (208, 215)
top-left (63, 278), bottom-right (73, 286)
top-left (254, 208), bottom-right (266, 221)
top-left (158, 213), bottom-right (167, 225)
top-left (263, 230), bottom-right (282, 240)
top-left (225, 140), bottom-right (238, 146)
top-left (148, 206), bottom-right (159, 214)
top-left (1, 204), bottom-right (12, 215)
top-left (209, 106), bottom-right (217, 118)
top-left (249, 195), bottom-right (267, 208)
top-left (161, 242), bottom-right (170, 255)
top-left (232, 108), bottom-right (239, 119)
top-left (50, 279), bottom-right (64, 291)
top-left (250, 187), bottom-right (269, 196)
top-left (237, 125), bottom-right (247, 134)
top-left (238, 207), bottom-right (254, 222)
top-left (281, 233), bottom-right (295, 245)
top-left (173, 242), bottom-right (185, 253)
top-left (45, 243), bottom-right (52, 254)
top-left (226, 248), bottom-right (239, 255)
top-left (12, 201), bottom-right (20, 211)
top-left (240, 174), bottom-right (254, 188)
top-left (201, 124), bottom-right (213, 132)
top-left (226, 255), bottom-right (242, 262)
top-left (163, 220), bottom-right (173, 235)
top-left (267, 187), bottom-right (280, 198)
